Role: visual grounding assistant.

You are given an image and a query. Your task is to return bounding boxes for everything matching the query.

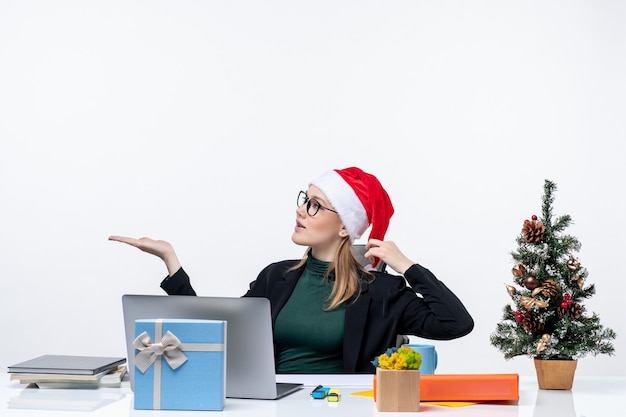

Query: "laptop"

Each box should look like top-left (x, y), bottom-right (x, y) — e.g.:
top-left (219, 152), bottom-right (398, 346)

top-left (122, 294), bottom-right (303, 400)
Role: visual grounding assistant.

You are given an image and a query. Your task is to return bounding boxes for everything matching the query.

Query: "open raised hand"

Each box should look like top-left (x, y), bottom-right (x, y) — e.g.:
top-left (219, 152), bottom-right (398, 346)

top-left (108, 235), bottom-right (181, 276)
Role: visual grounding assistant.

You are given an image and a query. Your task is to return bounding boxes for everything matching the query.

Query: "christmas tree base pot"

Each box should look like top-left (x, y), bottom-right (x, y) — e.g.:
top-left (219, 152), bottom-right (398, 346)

top-left (534, 358), bottom-right (577, 390)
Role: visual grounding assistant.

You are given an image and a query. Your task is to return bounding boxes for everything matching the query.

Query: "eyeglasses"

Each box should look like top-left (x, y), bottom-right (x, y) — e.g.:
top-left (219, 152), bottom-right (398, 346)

top-left (297, 191), bottom-right (338, 217)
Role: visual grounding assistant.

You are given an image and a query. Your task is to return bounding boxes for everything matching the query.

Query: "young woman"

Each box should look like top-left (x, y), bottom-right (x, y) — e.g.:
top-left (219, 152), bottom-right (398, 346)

top-left (110, 167), bottom-right (473, 373)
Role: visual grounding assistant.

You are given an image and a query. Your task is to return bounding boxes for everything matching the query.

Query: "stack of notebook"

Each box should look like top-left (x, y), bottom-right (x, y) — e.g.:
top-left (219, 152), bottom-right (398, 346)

top-left (8, 355), bottom-right (126, 389)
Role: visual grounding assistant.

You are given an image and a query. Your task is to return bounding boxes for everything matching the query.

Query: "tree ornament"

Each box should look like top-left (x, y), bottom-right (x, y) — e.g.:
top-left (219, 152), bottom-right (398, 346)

top-left (570, 273), bottom-right (585, 289)
top-left (571, 273), bottom-right (585, 290)
top-left (522, 311), bottom-right (545, 334)
top-left (566, 255), bottom-right (580, 271)
top-left (505, 284), bottom-right (517, 295)
top-left (524, 276), bottom-right (539, 290)
top-left (531, 287), bottom-right (543, 297)
top-left (560, 293), bottom-right (573, 309)
top-left (538, 280), bottom-right (559, 298)
top-left (522, 219), bottom-right (545, 244)
top-left (511, 264), bottom-right (526, 278)
top-left (558, 302), bottom-right (583, 320)
top-left (531, 214), bottom-right (538, 221)
top-left (521, 295), bottom-right (548, 309)
top-left (515, 310), bottom-right (523, 323)
top-left (536, 333), bottom-right (551, 352)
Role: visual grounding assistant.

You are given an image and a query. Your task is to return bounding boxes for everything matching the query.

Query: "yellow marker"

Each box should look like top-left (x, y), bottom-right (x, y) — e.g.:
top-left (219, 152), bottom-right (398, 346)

top-left (327, 388), bottom-right (341, 402)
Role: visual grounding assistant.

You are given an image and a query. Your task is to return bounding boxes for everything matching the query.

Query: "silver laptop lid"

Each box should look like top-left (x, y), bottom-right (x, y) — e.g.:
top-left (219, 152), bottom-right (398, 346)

top-left (122, 294), bottom-right (288, 399)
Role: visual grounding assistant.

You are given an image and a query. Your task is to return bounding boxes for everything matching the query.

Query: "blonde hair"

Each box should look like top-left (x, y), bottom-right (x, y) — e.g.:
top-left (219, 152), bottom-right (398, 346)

top-left (288, 237), bottom-right (373, 310)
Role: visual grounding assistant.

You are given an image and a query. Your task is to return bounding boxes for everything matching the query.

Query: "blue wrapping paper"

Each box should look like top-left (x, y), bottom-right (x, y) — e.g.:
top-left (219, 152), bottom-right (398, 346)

top-left (133, 319), bottom-right (226, 410)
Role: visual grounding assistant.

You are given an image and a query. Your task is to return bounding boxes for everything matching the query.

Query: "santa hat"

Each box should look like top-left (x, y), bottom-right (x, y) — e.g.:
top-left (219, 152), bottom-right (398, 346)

top-left (310, 167), bottom-right (394, 248)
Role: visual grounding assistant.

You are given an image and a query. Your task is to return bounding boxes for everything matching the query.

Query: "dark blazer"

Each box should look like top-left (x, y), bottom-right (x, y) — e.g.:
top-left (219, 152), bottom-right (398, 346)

top-left (161, 261), bottom-right (473, 373)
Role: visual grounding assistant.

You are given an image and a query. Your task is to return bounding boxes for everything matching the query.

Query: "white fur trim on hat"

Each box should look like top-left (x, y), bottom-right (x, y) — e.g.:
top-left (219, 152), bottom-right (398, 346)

top-left (310, 170), bottom-right (369, 242)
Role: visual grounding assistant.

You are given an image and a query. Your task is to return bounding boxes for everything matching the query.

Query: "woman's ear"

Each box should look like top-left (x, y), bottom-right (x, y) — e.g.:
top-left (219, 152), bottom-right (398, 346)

top-left (339, 228), bottom-right (349, 238)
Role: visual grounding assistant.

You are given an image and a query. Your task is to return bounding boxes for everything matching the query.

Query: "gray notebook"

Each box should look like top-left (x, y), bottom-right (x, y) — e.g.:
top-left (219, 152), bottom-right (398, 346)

top-left (8, 355), bottom-right (126, 375)
top-left (122, 294), bottom-right (303, 400)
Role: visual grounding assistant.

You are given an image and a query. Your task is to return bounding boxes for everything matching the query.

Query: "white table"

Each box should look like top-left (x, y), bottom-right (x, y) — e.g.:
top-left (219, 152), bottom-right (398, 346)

top-left (2, 374), bottom-right (624, 416)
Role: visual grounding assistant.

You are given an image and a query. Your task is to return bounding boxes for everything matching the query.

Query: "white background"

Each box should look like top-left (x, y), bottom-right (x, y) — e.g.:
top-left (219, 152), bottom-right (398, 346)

top-left (1, 1), bottom-right (624, 377)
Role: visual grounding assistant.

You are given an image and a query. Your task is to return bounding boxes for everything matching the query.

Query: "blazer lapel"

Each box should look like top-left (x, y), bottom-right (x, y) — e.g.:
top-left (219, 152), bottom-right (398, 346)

top-left (343, 291), bottom-right (371, 372)
top-left (268, 267), bottom-right (302, 322)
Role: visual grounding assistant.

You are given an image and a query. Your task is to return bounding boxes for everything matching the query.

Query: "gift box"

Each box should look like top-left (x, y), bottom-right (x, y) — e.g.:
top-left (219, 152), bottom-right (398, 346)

top-left (133, 319), bottom-right (226, 411)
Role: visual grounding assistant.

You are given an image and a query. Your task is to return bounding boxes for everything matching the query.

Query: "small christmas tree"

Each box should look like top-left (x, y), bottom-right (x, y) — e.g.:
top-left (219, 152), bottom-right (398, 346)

top-left (490, 180), bottom-right (616, 360)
